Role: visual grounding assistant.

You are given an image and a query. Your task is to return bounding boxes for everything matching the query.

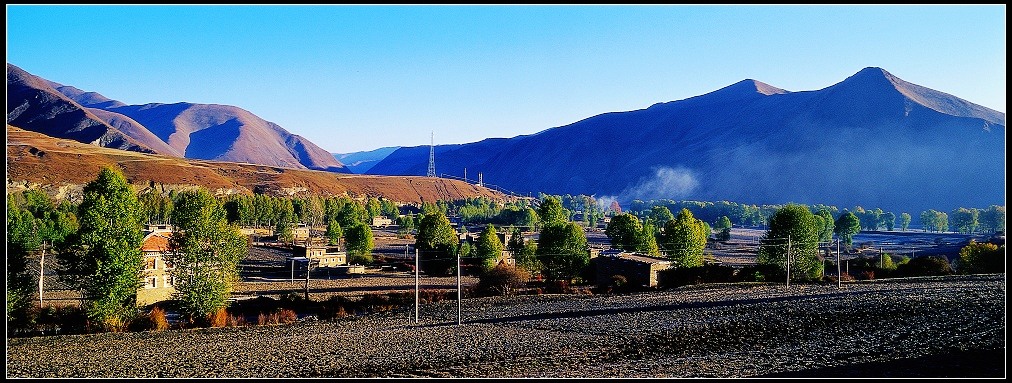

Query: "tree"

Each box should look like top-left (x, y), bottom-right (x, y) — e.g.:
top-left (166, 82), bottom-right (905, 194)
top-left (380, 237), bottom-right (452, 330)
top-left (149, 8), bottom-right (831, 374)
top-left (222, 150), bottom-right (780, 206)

top-left (881, 212), bottom-right (896, 231)
top-left (508, 227), bottom-right (541, 276)
top-left (473, 224), bottom-right (505, 273)
top-left (957, 240), bottom-right (1004, 274)
top-left (815, 208), bottom-right (835, 243)
top-left (168, 188), bottom-right (248, 323)
top-left (605, 213), bottom-right (643, 252)
top-left (537, 195), bottom-right (570, 227)
top-left (536, 222), bottom-right (588, 281)
top-left (949, 208), bottom-right (979, 234)
top-left (659, 208), bottom-right (707, 268)
top-left (978, 205), bottom-right (1005, 234)
top-left (834, 210), bottom-right (861, 247)
top-left (899, 212), bottom-right (912, 232)
top-left (637, 221), bottom-right (660, 256)
top-left (7, 204), bottom-right (41, 326)
top-left (415, 210), bottom-right (458, 275)
top-left (345, 223), bottom-right (374, 264)
top-left (325, 218), bottom-right (343, 246)
top-left (648, 206), bottom-right (675, 228)
top-left (714, 215), bottom-right (733, 242)
top-left (758, 204), bottom-right (822, 280)
top-left (59, 166), bottom-right (145, 330)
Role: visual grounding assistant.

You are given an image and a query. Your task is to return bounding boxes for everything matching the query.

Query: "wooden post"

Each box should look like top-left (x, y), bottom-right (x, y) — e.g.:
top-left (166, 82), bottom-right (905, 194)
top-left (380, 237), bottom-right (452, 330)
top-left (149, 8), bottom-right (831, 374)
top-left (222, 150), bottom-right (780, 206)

top-left (786, 235), bottom-right (791, 288)
top-left (415, 248), bottom-right (420, 324)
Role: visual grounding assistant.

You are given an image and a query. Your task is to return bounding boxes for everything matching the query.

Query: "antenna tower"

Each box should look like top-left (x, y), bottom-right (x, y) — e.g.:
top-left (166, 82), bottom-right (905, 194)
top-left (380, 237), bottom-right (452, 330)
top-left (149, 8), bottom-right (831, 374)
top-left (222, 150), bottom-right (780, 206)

top-left (427, 131), bottom-right (436, 177)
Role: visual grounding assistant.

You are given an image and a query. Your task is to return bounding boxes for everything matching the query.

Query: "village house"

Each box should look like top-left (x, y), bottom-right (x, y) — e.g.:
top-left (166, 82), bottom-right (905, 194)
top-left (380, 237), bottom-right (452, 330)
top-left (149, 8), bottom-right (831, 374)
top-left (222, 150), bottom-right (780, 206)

top-left (594, 251), bottom-right (673, 289)
top-left (137, 231), bottom-right (176, 306)
top-left (372, 216), bottom-right (393, 227)
top-left (293, 244), bottom-right (347, 268)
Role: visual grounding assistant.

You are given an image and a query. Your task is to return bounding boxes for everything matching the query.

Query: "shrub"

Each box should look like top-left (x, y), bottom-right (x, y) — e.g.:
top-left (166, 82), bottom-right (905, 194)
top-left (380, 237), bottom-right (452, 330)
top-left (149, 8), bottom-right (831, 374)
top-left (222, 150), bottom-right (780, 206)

top-left (277, 309), bottom-right (298, 324)
top-left (856, 270), bottom-right (875, 280)
top-left (958, 241), bottom-right (1004, 274)
top-left (209, 308), bottom-right (229, 328)
top-left (475, 264), bottom-right (530, 297)
top-left (895, 256), bottom-right (954, 277)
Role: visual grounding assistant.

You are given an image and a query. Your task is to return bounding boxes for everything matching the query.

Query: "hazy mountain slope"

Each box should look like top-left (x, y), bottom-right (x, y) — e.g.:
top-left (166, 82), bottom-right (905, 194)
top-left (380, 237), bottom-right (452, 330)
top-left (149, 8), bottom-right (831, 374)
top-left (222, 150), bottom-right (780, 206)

top-left (368, 67), bottom-right (1005, 214)
top-left (6, 63), bottom-right (157, 153)
top-left (334, 146), bottom-right (401, 174)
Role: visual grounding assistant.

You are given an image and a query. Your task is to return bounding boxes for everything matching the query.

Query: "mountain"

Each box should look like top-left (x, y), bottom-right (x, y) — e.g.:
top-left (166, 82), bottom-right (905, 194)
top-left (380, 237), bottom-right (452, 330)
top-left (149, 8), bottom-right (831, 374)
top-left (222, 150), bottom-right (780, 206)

top-left (334, 146), bottom-right (401, 174)
top-left (6, 63), bottom-right (349, 173)
top-left (367, 67), bottom-right (1005, 215)
top-left (6, 64), bottom-right (161, 154)
top-left (6, 125), bottom-right (509, 204)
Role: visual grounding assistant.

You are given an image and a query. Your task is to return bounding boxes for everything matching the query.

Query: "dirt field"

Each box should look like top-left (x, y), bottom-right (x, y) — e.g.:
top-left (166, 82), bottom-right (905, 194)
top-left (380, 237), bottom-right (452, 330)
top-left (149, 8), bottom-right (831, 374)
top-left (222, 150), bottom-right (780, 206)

top-left (7, 274), bottom-right (1005, 378)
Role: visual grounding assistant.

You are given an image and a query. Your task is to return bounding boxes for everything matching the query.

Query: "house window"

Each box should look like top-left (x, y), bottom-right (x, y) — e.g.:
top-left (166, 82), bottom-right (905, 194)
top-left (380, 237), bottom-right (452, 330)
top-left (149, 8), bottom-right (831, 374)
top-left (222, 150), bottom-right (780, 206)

top-left (146, 277), bottom-right (157, 289)
top-left (146, 258), bottom-right (157, 270)
top-left (164, 275), bottom-right (174, 287)
top-left (163, 258), bottom-right (174, 270)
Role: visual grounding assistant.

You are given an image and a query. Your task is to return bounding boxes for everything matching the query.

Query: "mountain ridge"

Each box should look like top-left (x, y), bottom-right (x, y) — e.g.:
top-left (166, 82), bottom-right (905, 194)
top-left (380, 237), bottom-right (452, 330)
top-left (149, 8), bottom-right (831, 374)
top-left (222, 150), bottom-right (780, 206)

top-left (366, 67), bottom-right (1004, 215)
top-left (7, 63), bottom-right (349, 173)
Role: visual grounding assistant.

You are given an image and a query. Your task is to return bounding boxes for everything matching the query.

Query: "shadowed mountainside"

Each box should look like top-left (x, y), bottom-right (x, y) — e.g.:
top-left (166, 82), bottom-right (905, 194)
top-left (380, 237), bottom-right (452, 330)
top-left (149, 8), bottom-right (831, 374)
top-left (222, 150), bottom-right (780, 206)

top-left (367, 67), bottom-right (1005, 214)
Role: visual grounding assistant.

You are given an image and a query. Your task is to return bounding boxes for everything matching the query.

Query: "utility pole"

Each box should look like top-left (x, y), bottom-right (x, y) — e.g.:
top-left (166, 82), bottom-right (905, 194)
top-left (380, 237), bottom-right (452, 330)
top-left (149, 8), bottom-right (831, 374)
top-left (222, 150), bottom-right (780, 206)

top-left (837, 238), bottom-right (842, 289)
top-left (427, 132), bottom-right (436, 178)
top-left (39, 242), bottom-right (46, 308)
top-left (786, 235), bottom-right (791, 288)
top-left (415, 248), bottom-right (420, 324)
top-left (304, 259), bottom-right (311, 301)
top-left (291, 258), bottom-right (295, 286)
top-left (457, 249), bottom-right (462, 326)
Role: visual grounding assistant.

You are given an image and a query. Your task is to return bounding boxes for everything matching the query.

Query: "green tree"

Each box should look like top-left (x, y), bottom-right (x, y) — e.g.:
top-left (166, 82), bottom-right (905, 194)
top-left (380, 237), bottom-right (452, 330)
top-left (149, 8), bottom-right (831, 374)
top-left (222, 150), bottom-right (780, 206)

top-left (881, 212), bottom-right (896, 231)
top-left (957, 240), bottom-right (1004, 274)
top-left (415, 210), bottom-right (459, 275)
top-left (834, 210), bottom-right (861, 247)
top-left (899, 212), bottom-right (912, 232)
top-left (949, 208), bottom-right (979, 234)
top-left (168, 189), bottom-right (248, 323)
top-left (59, 167), bottom-right (145, 330)
top-left (648, 206), bottom-right (675, 228)
top-left (714, 215), bottom-right (733, 242)
top-left (758, 204), bottom-right (822, 280)
top-left (605, 213), bottom-right (643, 252)
top-left (325, 218), bottom-right (343, 246)
top-left (815, 208), bottom-right (835, 243)
top-left (508, 227), bottom-right (541, 276)
top-left (474, 224), bottom-right (505, 273)
top-left (345, 223), bottom-right (374, 264)
top-left (659, 208), bottom-right (707, 268)
top-left (7, 204), bottom-right (41, 326)
top-left (637, 221), bottom-right (660, 256)
top-left (275, 220), bottom-right (295, 244)
top-left (978, 205), bottom-right (1005, 234)
top-left (537, 195), bottom-right (570, 227)
top-left (536, 222), bottom-right (588, 281)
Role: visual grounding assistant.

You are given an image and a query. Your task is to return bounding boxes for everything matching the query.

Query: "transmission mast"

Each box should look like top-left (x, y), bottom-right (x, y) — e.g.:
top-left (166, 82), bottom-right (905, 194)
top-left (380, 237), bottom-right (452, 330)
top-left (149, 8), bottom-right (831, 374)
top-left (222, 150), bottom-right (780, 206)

top-left (427, 131), bottom-right (436, 178)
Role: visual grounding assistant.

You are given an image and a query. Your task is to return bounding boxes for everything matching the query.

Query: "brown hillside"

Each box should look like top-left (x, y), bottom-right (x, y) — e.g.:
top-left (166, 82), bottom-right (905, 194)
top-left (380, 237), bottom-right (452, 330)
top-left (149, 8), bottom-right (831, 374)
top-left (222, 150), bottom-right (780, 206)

top-left (6, 126), bottom-right (513, 204)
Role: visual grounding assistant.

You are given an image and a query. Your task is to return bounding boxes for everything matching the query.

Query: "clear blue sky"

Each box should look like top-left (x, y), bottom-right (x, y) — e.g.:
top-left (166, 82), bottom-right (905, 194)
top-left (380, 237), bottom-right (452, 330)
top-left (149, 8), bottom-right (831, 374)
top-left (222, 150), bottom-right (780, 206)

top-left (6, 5), bottom-right (1006, 154)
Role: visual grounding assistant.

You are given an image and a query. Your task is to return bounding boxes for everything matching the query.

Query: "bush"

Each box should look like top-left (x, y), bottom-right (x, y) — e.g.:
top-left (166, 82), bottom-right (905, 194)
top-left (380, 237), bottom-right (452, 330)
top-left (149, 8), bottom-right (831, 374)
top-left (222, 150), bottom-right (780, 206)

top-left (475, 264), bottom-right (530, 297)
top-left (209, 308), bottom-right (229, 328)
top-left (895, 256), bottom-right (954, 277)
top-left (958, 241), bottom-right (1005, 274)
top-left (129, 306), bottom-right (171, 332)
top-left (856, 270), bottom-right (875, 280)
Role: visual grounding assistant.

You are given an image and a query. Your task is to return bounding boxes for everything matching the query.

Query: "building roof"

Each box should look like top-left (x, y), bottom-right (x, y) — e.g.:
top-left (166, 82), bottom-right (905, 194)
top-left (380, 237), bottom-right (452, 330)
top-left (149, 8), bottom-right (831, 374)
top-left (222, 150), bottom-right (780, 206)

top-left (141, 232), bottom-right (171, 252)
top-left (600, 251), bottom-right (671, 265)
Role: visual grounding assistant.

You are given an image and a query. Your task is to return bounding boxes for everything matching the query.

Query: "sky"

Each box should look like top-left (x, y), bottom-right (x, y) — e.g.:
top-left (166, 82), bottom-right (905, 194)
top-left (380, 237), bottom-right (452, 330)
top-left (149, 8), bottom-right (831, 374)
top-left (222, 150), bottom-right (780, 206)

top-left (6, 5), bottom-right (1006, 154)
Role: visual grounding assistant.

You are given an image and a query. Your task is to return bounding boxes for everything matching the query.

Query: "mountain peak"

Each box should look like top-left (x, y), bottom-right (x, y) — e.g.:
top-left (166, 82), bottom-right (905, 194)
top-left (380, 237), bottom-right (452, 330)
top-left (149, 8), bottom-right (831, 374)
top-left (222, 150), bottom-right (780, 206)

top-left (721, 79), bottom-right (789, 96)
top-left (833, 67), bottom-right (1005, 125)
